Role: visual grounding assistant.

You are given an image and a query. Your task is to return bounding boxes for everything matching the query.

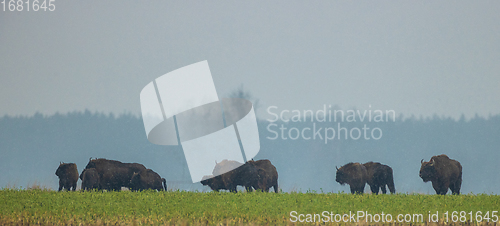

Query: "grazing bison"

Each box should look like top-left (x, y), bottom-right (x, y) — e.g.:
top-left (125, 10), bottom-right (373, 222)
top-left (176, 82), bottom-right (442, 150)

top-left (335, 162), bottom-right (368, 194)
top-left (363, 162), bottom-right (395, 194)
top-left (80, 168), bottom-right (100, 191)
top-left (220, 162), bottom-right (260, 192)
top-left (85, 158), bottom-right (146, 191)
top-left (201, 161), bottom-right (260, 192)
top-left (201, 174), bottom-right (226, 192)
top-left (129, 169), bottom-right (166, 191)
top-left (247, 159), bottom-right (279, 193)
top-left (201, 159), bottom-right (278, 193)
top-left (420, 154), bottom-right (462, 195)
top-left (55, 162), bottom-right (79, 191)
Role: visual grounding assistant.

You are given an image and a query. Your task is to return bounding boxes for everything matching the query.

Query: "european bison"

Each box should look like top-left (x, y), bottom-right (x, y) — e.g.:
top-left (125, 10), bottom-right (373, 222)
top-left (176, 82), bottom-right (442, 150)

top-left (202, 159), bottom-right (254, 192)
top-left (201, 174), bottom-right (227, 191)
top-left (129, 169), bottom-right (166, 191)
top-left (363, 162), bottom-right (395, 194)
top-left (201, 159), bottom-right (279, 193)
top-left (218, 162), bottom-right (260, 192)
top-left (85, 158), bottom-right (146, 191)
top-left (201, 161), bottom-right (260, 192)
top-left (420, 154), bottom-right (462, 195)
top-left (55, 162), bottom-right (79, 191)
top-left (80, 168), bottom-right (100, 191)
top-left (335, 162), bottom-right (368, 194)
top-left (247, 159), bottom-right (278, 193)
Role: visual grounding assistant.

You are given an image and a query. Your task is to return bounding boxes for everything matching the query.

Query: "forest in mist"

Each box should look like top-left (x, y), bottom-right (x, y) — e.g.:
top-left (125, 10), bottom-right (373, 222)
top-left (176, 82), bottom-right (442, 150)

top-left (0, 111), bottom-right (499, 194)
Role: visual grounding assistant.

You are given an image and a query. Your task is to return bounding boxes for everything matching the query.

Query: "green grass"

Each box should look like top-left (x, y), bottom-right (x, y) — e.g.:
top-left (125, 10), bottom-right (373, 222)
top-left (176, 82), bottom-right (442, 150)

top-left (0, 189), bottom-right (498, 225)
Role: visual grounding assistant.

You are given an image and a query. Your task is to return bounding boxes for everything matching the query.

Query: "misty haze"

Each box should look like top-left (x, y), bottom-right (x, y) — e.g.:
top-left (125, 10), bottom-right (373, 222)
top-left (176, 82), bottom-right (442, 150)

top-left (1, 109), bottom-right (498, 194)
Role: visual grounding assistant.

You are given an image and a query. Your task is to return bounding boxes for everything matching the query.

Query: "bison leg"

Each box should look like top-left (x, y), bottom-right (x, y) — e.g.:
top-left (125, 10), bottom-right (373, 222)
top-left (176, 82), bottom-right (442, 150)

top-left (387, 180), bottom-right (396, 194)
top-left (449, 180), bottom-right (461, 195)
top-left (440, 182), bottom-right (451, 195)
top-left (449, 183), bottom-right (456, 195)
top-left (355, 187), bottom-right (364, 194)
top-left (432, 182), bottom-right (448, 195)
top-left (162, 178), bottom-right (167, 191)
top-left (387, 171), bottom-right (396, 194)
top-left (369, 185), bottom-right (379, 195)
top-left (58, 180), bottom-right (63, 191)
top-left (451, 178), bottom-right (461, 195)
top-left (245, 186), bottom-right (253, 192)
top-left (454, 182), bottom-right (461, 194)
top-left (71, 181), bottom-right (77, 191)
top-left (358, 184), bottom-right (366, 194)
top-left (63, 180), bottom-right (71, 191)
top-left (273, 181), bottom-right (278, 193)
top-left (350, 185), bottom-right (364, 194)
top-left (380, 185), bottom-right (387, 194)
top-left (349, 185), bottom-right (356, 194)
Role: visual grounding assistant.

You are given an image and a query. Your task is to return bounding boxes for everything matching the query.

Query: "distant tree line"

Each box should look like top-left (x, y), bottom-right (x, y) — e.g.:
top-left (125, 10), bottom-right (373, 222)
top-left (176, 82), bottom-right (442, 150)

top-left (0, 111), bottom-right (499, 194)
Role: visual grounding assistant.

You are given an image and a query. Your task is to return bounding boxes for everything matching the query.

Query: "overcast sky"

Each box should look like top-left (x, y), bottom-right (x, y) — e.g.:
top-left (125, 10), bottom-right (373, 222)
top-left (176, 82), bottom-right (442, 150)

top-left (1, 1), bottom-right (499, 119)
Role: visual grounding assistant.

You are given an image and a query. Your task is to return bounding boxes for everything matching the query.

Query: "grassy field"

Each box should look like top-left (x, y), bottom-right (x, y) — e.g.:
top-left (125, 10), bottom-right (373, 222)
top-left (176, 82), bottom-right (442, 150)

top-left (0, 188), bottom-right (499, 225)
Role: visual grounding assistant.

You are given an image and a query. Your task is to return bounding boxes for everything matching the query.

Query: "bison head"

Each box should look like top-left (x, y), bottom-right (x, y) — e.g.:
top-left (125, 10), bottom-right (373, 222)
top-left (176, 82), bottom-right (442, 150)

top-left (85, 158), bottom-right (96, 169)
top-left (79, 168), bottom-right (86, 180)
top-left (55, 162), bottom-right (64, 176)
top-left (200, 175), bottom-right (214, 187)
top-left (200, 175), bottom-right (225, 191)
top-left (335, 166), bottom-right (348, 185)
top-left (419, 159), bottom-right (436, 182)
top-left (55, 162), bottom-right (71, 177)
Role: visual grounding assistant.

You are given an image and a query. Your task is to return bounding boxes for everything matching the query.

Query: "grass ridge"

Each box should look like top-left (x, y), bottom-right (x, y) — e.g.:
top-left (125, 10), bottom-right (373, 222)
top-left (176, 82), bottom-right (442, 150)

top-left (0, 189), bottom-right (498, 225)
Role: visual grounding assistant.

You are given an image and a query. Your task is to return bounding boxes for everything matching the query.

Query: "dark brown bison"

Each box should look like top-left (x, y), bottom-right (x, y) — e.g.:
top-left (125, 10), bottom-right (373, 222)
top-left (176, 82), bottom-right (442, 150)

top-left (201, 159), bottom-right (278, 193)
top-left (363, 162), bottom-right (395, 194)
top-left (419, 154), bottom-right (462, 195)
top-left (335, 162), bottom-right (368, 194)
top-left (247, 159), bottom-right (278, 193)
top-left (55, 162), bottom-right (79, 191)
top-left (129, 169), bottom-right (166, 191)
top-left (80, 168), bottom-right (100, 191)
top-left (201, 161), bottom-right (260, 192)
top-left (84, 158), bottom-right (146, 191)
top-left (201, 174), bottom-right (226, 191)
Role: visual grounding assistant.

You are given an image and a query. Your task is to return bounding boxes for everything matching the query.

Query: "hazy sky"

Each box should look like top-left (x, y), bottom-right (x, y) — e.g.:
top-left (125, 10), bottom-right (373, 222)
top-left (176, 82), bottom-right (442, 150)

top-left (1, 1), bottom-right (499, 119)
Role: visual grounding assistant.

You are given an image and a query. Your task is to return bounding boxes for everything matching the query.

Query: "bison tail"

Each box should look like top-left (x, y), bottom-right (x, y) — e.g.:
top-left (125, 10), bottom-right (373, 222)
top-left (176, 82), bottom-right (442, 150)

top-left (453, 169), bottom-right (462, 195)
top-left (162, 178), bottom-right (167, 191)
top-left (273, 178), bottom-right (279, 193)
top-left (387, 169), bottom-right (396, 194)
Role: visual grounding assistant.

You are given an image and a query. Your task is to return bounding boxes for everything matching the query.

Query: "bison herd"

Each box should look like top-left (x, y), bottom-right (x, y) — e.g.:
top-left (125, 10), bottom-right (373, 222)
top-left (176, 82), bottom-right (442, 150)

top-left (336, 162), bottom-right (396, 195)
top-left (55, 158), bottom-right (166, 192)
top-left (56, 154), bottom-right (462, 195)
top-left (335, 154), bottom-right (462, 195)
